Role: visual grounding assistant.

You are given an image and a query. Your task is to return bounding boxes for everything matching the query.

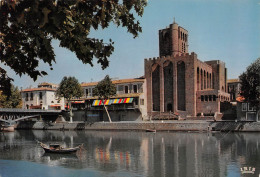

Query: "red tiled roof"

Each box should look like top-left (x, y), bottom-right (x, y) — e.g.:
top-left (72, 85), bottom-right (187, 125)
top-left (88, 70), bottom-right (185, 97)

top-left (236, 96), bottom-right (245, 102)
top-left (21, 87), bottom-right (56, 92)
top-left (81, 78), bottom-right (144, 87)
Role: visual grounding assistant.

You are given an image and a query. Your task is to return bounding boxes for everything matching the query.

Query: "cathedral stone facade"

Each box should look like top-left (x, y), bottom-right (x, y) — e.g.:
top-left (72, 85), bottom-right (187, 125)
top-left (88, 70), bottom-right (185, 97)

top-left (145, 21), bottom-right (230, 118)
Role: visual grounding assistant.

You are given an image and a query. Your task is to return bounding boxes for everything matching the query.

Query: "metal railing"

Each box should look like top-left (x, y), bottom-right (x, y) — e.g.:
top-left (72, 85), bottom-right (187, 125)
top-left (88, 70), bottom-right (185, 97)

top-left (0, 108), bottom-right (61, 113)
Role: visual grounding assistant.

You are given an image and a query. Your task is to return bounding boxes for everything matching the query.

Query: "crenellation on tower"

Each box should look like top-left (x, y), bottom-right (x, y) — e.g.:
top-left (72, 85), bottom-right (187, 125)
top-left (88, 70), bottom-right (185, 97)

top-left (159, 21), bottom-right (189, 57)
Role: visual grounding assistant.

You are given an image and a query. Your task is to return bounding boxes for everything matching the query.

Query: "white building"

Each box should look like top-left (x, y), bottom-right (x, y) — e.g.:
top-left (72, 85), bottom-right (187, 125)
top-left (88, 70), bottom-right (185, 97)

top-left (21, 83), bottom-right (65, 110)
top-left (81, 77), bottom-right (147, 121)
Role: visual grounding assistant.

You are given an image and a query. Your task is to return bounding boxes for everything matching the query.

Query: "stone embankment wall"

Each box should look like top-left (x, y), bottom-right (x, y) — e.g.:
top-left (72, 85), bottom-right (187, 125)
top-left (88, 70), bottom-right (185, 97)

top-left (17, 121), bottom-right (210, 131)
top-left (15, 120), bottom-right (260, 132)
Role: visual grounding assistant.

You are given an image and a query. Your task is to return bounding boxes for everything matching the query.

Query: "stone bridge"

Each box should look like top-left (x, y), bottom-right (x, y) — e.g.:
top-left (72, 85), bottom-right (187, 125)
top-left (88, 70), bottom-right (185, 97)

top-left (0, 108), bottom-right (61, 125)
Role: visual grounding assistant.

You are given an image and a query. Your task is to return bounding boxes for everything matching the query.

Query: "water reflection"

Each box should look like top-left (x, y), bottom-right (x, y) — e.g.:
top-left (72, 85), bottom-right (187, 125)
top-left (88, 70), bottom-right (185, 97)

top-left (0, 130), bottom-right (260, 177)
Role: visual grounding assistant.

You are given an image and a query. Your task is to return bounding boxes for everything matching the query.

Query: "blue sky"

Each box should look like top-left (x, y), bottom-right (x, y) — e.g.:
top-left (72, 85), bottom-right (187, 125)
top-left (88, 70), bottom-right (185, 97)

top-left (4, 0), bottom-right (260, 89)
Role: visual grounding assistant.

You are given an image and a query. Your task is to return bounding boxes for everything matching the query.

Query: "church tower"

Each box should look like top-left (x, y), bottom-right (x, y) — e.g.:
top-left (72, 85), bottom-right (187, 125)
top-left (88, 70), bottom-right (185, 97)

top-left (159, 20), bottom-right (189, 57)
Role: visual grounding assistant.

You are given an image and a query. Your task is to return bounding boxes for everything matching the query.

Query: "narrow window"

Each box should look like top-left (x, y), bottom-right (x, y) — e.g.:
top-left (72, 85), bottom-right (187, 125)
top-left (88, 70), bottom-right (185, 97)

top-left (124, 86), bottom-right (129, 94)
top-left (134, 98), bottom-right (138, 105)
top-left (213, 95), bottom-right (216, 101)
top-left (140, 99), bottom-right (144, 105)
top-left (133, 85), bottom-right (138, 93)
top-left (30, 93), bottom-right (33, 100)
top-left (201, 95), bottom-right (204, 102)
top-left (26, 93), bottom-right (29, 101)
top-left (39, 92), bottom-right (42, 100)
top-left (242, 103), bottom-right (247, 111)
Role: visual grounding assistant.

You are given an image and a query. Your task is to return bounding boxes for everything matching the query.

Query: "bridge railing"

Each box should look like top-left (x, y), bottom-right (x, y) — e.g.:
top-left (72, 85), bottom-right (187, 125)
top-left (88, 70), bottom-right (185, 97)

top-left (0, 108), bottom-right (61, 113)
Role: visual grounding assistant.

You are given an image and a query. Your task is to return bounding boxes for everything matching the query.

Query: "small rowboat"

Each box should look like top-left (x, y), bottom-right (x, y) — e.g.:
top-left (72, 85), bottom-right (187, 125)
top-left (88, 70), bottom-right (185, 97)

top-left (37, 141), bottom-right (82, 154)
top-left (146, 129), bottom-right (156, 133)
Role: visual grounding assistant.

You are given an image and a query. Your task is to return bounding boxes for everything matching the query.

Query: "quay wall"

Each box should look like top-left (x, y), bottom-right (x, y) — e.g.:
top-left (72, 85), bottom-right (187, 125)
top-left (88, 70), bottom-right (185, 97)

top-left (15, 121), bottom-right (260, 132)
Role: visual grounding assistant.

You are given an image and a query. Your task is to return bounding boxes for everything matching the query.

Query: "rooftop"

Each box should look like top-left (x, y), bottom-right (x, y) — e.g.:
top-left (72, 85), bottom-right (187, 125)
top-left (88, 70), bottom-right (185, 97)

top-left (227, 79), bottom-right (240, 83)
top-left (21, 87), bottom-right (56, 92)
top-left (81, 78), bottom-right (145, 87)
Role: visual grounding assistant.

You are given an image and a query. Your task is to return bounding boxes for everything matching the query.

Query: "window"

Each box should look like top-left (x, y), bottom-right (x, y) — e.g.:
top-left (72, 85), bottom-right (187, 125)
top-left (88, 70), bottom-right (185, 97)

top-left (26, 93), bottom-right (29, 101)
top-left (39, 92), bottom-right (42, 100)
top-left (133, 85), bottom-right (138, 93)
top-left (213, 95), bottom-right (216, 101)
top-left (242, 103), bottom-right (247, 111)
top-left (118, 85), bottom-right (123, 92)
top-left (30, 93), bottom-right (33, 100)
top-left (201, 95), bottom-right (204, 102)
top-left (205, 95), bottom-right (208, 101)
top-left (209, 95), bottom-right (212, 101)
top-left (89, 88), bottom-right (93, 97)
top-left (85, 89), bottom-right (88, 96)
top-left (124, 86), bottom-right (129, 94)
top-left (134, 98), bottom-right (139, 105)
top-left (138, 84), bottom-right (143, 93)
top-left (140, 99), bottom-right (144, 105)
top-left (248, 103), bottom-right (256, 111)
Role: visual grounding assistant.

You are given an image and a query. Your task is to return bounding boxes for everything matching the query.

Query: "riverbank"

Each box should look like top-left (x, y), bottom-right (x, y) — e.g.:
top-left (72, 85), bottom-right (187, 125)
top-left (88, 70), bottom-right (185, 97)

top-left (15, 120), bottom-right (260, 132)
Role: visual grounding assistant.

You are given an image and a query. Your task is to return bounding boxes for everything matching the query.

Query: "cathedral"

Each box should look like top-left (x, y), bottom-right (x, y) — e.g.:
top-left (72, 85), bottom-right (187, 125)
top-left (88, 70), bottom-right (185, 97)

top-left (145, 21), bottom-right (230, 118)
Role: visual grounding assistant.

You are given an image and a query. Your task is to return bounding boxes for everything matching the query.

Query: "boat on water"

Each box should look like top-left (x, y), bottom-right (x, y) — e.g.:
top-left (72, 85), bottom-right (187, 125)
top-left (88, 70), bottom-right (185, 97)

top-left (38, 141), bottom-right (82, 154)
top-left (146, 129), bottom-right (156, 133)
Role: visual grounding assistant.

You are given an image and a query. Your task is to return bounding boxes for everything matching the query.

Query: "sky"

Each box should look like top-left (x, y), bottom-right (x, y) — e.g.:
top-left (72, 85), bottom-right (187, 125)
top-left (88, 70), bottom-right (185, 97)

top-left (3, 0), bottom-right (260, 89)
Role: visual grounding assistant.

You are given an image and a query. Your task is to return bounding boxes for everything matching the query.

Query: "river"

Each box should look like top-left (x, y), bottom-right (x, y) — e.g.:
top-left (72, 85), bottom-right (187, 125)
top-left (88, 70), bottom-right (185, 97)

top-left (0, 130), bottom-right (259, 177)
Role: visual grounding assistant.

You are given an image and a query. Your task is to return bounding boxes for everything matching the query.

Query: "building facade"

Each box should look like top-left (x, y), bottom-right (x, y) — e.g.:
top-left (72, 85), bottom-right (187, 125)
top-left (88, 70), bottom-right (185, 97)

top-left (145, 21), bottom-right (230, 119)
top-left (227, 79), bottom-right (241, 102)
top-left (80, 77), bottom-right (147, 121)
top-left (21, 83), bottom-right (65, 110)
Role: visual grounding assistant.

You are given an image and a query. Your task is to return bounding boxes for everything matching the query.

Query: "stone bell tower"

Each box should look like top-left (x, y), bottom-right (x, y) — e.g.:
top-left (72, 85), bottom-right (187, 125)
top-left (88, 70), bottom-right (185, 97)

top-left (159, 19), bottom-right (189, 57)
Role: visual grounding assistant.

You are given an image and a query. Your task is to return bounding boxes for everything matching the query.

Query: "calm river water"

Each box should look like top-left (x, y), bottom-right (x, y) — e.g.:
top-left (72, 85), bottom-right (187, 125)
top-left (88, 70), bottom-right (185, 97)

top-left (0, 130), bottom-right (260, 177)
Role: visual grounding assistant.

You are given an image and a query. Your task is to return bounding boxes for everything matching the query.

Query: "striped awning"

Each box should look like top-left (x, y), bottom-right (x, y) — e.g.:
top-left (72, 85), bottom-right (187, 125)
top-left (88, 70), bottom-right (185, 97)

top-left (92, 98), bottom-right (133, 106)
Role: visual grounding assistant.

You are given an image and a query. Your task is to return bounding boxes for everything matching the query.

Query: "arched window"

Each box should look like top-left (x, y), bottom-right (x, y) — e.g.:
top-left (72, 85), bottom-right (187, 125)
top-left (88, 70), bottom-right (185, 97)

top-left (177, 61), bottom-right (186, 111)
top-left (204, 70), bottom-right (206, 89)
top-left (212, 73), bottom-right (215, 89)
top-left (207, 72), bottom-right (209, 89)
top-left (152, 65), bottom-right (160, 111)
top-left (209, 73), bottom-right (212, 88)
top-left (164, 61), bottom-right (173, 112)
top-left (201, 69), bottom-right (203, 90)
top-left (197, 67), bottom-right (200, 90)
